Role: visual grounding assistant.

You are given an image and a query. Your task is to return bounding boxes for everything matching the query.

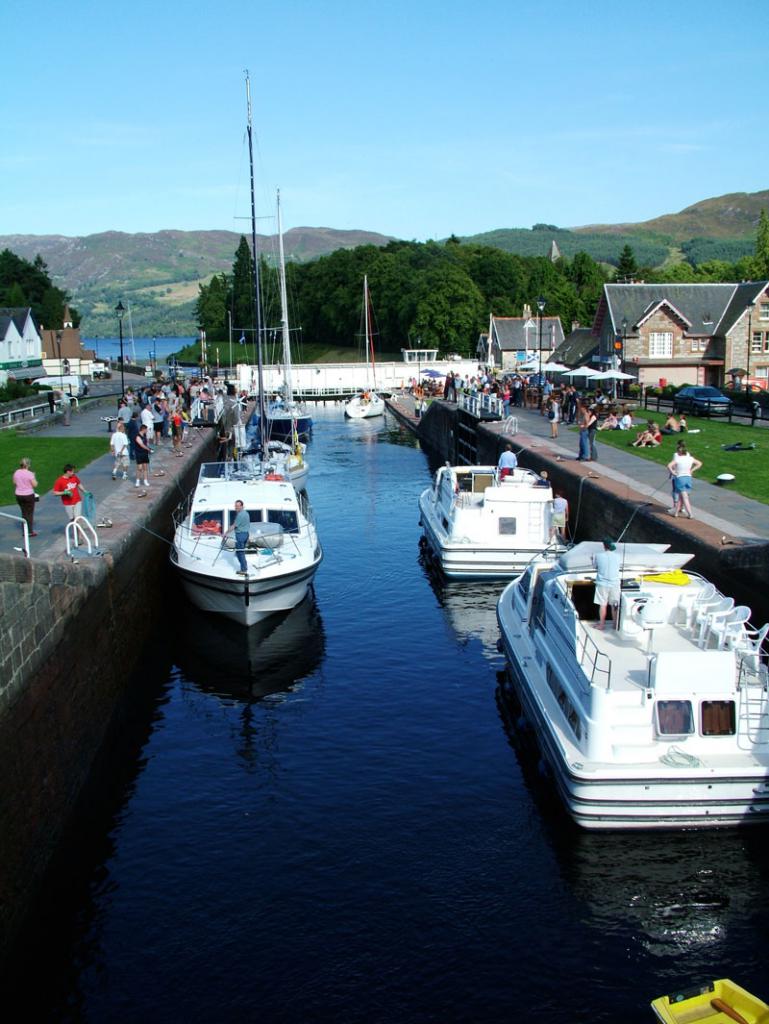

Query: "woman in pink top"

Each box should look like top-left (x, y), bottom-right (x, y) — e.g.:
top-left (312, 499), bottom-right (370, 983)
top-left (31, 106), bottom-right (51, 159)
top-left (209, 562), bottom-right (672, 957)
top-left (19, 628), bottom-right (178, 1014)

top-left (12, 457), bottom-right (38, 536)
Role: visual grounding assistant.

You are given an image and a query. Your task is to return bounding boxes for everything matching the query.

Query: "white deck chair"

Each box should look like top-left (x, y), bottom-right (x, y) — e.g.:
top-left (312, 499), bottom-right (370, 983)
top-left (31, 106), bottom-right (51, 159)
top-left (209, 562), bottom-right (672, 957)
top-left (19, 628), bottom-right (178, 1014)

top-left (728, 622), bottom-right (769, 674)
top-left (694, 596), bottom-right (733, 646)
top-left (681, 582), bottom-right (716, 630)
top-left (705, 605), bottom-right (752, 650)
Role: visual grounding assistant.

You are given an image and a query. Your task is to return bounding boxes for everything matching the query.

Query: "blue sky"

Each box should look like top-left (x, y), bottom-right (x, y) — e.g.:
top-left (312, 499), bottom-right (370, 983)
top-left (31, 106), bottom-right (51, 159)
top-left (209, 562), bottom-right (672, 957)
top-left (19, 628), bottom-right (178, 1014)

top-left (2, 0), bottom-right (767, 241)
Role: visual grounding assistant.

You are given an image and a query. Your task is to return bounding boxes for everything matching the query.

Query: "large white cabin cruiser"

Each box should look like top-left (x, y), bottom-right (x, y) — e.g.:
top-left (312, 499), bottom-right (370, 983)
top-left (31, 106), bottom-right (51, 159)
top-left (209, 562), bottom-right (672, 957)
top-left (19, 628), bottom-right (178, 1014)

top-left (496, 542), bottom-right (769, 829)
top-left (171, 461), bottom-right (322, 626)
top-left (418, 464), bottom-right (561, 579)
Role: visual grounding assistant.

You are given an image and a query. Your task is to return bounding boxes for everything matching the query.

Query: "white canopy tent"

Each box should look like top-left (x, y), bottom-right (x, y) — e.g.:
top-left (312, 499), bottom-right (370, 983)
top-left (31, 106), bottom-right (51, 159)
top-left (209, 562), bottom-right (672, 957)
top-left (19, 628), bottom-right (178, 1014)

top-left (589, 369), bottom-right (635, 381)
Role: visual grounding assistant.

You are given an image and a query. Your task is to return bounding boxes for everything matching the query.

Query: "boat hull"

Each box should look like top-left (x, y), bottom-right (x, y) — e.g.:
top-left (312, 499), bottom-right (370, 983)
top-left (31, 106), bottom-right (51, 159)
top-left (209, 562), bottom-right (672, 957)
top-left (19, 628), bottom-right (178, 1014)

top-left (344, 395), bottom-right (385, 419)
top-left (497, 606), bottom-right (769, 829)
top-left (173, 551), bottom-right (321, 627)
top-left (266, 414), bottom-right (313, 442)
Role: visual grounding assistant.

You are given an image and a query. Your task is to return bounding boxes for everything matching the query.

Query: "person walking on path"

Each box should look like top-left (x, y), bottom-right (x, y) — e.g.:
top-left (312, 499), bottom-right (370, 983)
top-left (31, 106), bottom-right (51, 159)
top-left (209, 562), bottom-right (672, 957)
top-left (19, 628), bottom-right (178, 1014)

top-left (225, 499), bottom-right (251, 575)
top-left (12, 457), bottom-right (38, 536)
top-left (110, 421), bottom-right (130, 480)
top-left (587, 404), bottom-right (599, 460)
top-left (577, 400), bottom-right (591, 460)
top-left (547, 396), bottom-right (561, 439)
top-left (667, 441), bottom-right (703, 519)
top-left (53, 465), bottom-right (85, 521)
top-left (134, 425), bottom-right (152, 489)
top-left (592, 537), bottom-right (621, 630)
top-left (126, 410), bottom-right (141, 463)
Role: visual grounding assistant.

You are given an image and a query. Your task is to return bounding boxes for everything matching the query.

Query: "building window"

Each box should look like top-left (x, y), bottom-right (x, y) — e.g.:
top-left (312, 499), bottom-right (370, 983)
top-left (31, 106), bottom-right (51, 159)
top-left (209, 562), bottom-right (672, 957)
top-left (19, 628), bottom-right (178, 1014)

top-left (764, 333), bottom-right (769, 354)
top-left (755, 366), bottom-right (769, 379)
top-left (690, 339), bottom-right (707, 352)
top-left (752, 331), bottom-right (763, 354)
top-left (649, 332), bottom-right (673, 358)
top-left (760, 302), bottom-right (769, 321)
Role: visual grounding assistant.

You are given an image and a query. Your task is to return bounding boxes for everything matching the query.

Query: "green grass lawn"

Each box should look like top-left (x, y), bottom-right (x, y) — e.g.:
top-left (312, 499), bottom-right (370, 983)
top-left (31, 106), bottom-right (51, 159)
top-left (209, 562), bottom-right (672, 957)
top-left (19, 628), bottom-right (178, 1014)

top-left (593, 413), bottom-right (769, 504)
top-left (0, 432), bottom-right (107, 505)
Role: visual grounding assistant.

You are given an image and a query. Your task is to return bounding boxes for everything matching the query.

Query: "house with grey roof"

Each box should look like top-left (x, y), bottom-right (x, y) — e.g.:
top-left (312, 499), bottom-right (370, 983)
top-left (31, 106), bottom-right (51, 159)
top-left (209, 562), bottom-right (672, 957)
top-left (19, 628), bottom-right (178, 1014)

top-left (593, 281), bottom-right (769, 388)
top-left (0, 307), bottom-right (44, 383)
top-left (480, 304), bottom-right (565, 370)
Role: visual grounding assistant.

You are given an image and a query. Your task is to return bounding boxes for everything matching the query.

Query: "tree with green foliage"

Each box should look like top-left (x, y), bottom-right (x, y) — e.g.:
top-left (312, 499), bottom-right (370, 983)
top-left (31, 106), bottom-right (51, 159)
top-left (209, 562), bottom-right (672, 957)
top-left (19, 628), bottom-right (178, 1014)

top-left (412, 263), bottom-right (486, 354)
top-left (231, 236), bottom-right (254, 338)
top-left (614, 245), bottom-right (638, 282)
top-left (0, 248), bottom-right (78, 328)
top-left (754, 209), bottom-right (769, 278)
top-left (195, 273), bottom-right (230, 342)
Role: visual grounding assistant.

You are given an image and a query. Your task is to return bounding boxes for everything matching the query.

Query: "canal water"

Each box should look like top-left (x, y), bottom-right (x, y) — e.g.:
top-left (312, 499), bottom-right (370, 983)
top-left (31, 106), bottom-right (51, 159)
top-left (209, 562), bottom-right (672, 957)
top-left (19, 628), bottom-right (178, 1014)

top-left (10, 407), bottom-right (769, 1022)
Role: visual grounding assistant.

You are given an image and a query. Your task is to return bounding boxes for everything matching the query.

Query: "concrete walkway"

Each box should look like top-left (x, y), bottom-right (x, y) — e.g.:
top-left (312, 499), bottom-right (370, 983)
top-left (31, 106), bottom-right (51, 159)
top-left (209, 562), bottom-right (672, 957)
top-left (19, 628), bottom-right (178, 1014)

top-left (388, 393), bottom-right (769, 542)
top-left (1, 390), bottom-right (213, 560)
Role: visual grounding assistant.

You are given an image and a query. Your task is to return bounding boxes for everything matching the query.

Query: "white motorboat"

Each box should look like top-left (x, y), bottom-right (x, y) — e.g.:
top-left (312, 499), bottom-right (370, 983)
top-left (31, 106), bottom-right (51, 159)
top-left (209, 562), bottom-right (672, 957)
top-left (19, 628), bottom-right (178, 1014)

top-left (171, 461), bottom-right (322, 626)
top-left (496, 541), bottom-right (769, 829)
top-left (418, 463), bottom-right (561, 579)
top-left (344, 276), bottom-right (385, 419)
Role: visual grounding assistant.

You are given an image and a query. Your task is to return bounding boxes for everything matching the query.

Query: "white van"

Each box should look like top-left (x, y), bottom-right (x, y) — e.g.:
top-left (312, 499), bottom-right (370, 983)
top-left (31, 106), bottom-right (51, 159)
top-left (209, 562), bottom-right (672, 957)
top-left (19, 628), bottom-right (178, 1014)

top-left (35, 374), bottom-right (84, 396)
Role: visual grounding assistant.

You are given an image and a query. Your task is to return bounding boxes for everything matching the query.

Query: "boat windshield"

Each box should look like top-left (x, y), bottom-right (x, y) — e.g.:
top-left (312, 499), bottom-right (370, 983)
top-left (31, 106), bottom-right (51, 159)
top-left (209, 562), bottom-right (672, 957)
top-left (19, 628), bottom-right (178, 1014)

top-left (191, 510), bottom-right (223, 535)
top-left (267, 509), bottom-right (299, 534)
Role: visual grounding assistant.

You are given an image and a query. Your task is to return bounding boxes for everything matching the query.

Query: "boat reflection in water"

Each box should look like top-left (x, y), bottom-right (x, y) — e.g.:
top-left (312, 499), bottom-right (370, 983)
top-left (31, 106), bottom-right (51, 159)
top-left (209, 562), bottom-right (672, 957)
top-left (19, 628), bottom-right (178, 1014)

top-left (419, 550), bottom-right (505, 663)
top-left (173, 593), bottom-right (325, 702)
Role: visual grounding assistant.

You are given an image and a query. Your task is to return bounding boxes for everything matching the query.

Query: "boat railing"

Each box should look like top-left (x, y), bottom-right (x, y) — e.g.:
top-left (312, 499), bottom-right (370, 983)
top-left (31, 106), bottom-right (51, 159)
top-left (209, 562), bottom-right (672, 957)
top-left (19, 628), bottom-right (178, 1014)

top-left (574, 619), bottom-right (612, 690)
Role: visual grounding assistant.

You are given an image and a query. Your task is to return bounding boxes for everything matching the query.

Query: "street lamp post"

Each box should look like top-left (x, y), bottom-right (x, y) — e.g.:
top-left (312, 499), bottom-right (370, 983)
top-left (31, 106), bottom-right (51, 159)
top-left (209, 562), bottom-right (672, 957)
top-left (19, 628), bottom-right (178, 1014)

top-left (115, 301), bottom-right (126, 405)
top-left (746, 301), bottom-right (756, 393)
top-left (536, 295), bottom-right (546, 386)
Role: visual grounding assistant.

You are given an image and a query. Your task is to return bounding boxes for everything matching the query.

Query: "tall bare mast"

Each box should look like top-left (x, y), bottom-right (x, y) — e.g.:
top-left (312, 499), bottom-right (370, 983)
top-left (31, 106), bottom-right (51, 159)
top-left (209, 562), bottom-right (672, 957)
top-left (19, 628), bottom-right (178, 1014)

top-left (276, 189), bottom-right (294, 407)
top-left (245, 70), bottom-right (267, 444)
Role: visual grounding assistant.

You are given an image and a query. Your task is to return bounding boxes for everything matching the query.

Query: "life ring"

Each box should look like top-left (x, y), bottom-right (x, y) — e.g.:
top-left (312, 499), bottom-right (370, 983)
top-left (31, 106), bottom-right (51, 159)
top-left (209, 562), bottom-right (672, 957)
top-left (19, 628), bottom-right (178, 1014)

top-left (264, 472), bottom-right (285, 481)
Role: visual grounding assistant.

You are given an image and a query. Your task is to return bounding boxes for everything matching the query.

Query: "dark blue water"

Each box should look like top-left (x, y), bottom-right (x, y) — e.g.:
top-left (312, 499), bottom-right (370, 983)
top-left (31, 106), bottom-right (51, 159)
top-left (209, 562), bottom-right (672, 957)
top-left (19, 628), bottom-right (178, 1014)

top-left (84, 336), bottom-right (194, 363)
top-left (9, 408), bottom-right (769, 1022)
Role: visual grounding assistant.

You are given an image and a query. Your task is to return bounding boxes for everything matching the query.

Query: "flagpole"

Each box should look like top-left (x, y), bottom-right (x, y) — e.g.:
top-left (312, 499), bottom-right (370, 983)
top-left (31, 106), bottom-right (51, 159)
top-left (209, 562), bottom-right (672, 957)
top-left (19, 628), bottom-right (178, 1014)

top-left (228, 309), bottom-right (232, 377)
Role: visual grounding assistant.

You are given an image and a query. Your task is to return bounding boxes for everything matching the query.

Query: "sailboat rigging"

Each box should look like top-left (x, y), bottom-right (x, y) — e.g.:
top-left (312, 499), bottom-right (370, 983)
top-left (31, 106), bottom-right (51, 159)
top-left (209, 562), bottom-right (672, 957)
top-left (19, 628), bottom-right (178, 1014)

top-left (344, 275), bottom-right (385, 419)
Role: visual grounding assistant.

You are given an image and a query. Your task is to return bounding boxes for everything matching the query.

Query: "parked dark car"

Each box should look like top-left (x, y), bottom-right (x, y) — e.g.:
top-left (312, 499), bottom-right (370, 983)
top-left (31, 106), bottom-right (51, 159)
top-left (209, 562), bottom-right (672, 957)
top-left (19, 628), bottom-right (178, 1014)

top-left (673, 386), bottom-right (732, 416)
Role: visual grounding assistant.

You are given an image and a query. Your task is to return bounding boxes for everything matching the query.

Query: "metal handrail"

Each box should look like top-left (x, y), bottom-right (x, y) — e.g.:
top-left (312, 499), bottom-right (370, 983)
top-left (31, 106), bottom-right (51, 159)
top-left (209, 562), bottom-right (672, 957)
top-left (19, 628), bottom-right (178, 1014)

top-left (65, 515), bottom-right (98, 556)
top-left (0, 511), bottom-right (30, 557)
top-left (574, 619), bottom-right (612, 690)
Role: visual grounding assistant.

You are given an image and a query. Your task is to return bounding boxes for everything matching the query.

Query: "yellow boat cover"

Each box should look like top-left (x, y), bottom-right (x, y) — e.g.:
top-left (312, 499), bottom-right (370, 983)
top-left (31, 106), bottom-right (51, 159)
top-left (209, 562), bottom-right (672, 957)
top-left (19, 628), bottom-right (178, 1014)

top-left (641, 570), bottom-right (691, 586)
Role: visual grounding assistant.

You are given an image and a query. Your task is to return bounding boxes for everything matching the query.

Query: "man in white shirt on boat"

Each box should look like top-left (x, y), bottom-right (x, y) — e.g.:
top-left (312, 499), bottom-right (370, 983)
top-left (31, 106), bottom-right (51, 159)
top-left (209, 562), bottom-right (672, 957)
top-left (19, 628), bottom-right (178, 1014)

top-left (497, 444), bottom-right (518, 480)
top-left (592, 537), bottom-right (621, 630)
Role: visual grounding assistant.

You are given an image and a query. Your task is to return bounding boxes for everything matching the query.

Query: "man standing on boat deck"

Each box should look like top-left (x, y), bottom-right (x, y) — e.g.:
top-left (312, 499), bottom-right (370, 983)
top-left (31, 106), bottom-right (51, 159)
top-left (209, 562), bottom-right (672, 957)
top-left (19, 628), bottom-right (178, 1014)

top-left (226, 499), bottom-right (251, 575)
top-left (593, 537), bottom-right (621, 630)
top-left (497, 444), bottom-right (518, 480)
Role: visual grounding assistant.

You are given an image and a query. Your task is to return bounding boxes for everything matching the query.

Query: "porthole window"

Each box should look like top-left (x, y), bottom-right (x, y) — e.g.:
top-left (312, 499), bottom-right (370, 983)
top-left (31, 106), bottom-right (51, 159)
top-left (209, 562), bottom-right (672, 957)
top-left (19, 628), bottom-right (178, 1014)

top-left (656, 700), bottom-right (694, 737)
top-left (701, 701), bottom-right (735, 736)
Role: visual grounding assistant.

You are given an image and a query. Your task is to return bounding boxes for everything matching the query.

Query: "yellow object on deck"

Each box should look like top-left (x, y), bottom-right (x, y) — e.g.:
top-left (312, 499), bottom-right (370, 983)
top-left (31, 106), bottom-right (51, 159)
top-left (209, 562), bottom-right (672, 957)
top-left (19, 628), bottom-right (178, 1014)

top-left (641, 569), bottom-right (691, 587)
top-left (651, 978), bottom-right (769, 1024)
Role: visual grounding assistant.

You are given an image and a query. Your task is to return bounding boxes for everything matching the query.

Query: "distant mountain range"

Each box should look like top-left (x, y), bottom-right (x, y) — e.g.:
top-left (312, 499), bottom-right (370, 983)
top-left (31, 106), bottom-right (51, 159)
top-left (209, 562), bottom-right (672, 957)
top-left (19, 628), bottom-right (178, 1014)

top-left (1, 189), bottom-right (766, 336)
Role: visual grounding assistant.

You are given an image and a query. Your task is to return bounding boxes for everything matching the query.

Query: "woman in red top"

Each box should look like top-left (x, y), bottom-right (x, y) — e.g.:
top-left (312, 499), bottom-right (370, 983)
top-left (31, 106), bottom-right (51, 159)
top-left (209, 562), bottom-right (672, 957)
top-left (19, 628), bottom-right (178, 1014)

top-left (12, 457), bottom-right (38, 535)
top-left (52, 464), bottom-right (85, 520)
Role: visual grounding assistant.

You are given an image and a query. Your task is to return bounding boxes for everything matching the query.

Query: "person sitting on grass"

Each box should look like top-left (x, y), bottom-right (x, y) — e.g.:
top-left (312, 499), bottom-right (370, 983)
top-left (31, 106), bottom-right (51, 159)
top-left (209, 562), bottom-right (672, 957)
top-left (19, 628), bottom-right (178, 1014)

top-left (631, 421), bottom-right (662, 447)
top-left (598, 411), bottom-right (620, 430)
top-left (661, 413), bottom-right (681, 434)
top-left (618, 407), bottom-right (633, 430)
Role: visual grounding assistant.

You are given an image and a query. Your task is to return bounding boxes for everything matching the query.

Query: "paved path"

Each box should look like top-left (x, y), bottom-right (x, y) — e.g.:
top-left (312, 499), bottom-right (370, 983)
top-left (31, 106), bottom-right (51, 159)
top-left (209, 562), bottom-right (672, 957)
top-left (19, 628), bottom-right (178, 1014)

top-left (388, 394), bottom-right (769, 542)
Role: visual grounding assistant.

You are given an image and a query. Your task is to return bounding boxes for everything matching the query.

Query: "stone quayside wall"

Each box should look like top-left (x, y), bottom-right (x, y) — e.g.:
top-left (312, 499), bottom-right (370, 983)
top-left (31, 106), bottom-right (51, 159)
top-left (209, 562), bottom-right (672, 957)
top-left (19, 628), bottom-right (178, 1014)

top-left (0, 436), bottom-right (213, 962)
top-left (413, 400), bottom-right (769, 622)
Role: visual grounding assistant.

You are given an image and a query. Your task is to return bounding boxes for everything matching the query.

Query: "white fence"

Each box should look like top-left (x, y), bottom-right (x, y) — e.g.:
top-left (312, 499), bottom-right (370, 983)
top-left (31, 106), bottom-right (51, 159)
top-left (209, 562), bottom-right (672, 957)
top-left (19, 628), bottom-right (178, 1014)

top-left (236, 359), bottom-right (481, 396)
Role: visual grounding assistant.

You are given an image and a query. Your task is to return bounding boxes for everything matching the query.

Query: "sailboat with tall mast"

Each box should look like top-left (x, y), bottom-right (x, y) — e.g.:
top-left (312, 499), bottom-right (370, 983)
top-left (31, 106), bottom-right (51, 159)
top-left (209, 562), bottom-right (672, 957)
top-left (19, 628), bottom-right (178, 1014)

top-left (170, 73), bottom-right (322, 625)
top-left (344, 275), bottom-right (385, 419)
top-left (261, 192), bottom-right (313, 443)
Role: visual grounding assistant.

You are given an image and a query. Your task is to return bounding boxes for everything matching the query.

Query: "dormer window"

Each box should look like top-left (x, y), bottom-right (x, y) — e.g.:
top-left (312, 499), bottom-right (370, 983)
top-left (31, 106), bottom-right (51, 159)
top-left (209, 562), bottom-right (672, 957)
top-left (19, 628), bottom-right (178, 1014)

top-left (760, 302), bottom-right (769, 321)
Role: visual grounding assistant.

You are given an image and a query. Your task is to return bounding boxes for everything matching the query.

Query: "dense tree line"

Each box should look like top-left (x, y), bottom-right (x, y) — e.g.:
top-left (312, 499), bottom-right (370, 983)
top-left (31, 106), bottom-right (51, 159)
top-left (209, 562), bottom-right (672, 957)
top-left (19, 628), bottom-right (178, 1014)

top-left (0, 249), bottom-right (79, 329)
top-left (195, 237), bottom-right (612, 356)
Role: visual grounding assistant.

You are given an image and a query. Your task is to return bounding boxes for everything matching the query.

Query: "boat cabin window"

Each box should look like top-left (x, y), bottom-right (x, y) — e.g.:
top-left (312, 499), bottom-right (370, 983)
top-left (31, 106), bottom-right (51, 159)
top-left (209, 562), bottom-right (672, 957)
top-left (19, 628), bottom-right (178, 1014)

top-left (701, 700), bottom-right (736, 736)
top-left (472, 472), bottom-right (494, 493)
top-left (518, 567), bottom-right (532, 602)
top-left (227, 509), bottom-right (264, 528)
top-left (191, 510), bottom-right (223, 535)
top-left (498, 517), bottom-right (517, 535)
top-left (267, 509), bottom-right (299, 534)
top-left (655, 700), bottom-right (694, 737)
